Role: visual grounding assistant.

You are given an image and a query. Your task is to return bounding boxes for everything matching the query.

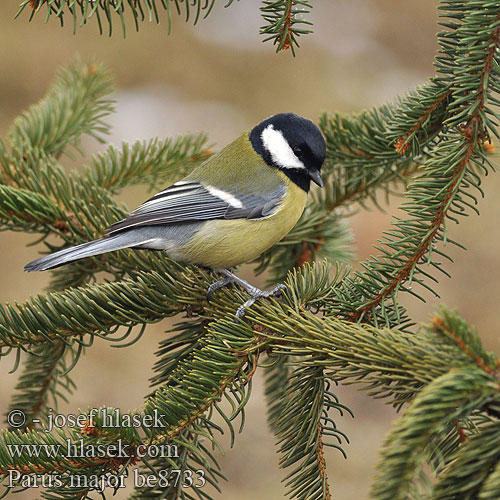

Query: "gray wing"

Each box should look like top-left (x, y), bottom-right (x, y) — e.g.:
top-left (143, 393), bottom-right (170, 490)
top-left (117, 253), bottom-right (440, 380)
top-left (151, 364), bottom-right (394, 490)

top-left (106, 181), bottom-right (286, 235)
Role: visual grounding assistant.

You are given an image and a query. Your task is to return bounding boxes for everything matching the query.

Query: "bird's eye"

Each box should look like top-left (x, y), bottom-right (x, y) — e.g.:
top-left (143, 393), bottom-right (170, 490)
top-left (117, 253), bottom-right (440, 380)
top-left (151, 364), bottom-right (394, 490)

top-left (293, 146), bottom-right (303, 158)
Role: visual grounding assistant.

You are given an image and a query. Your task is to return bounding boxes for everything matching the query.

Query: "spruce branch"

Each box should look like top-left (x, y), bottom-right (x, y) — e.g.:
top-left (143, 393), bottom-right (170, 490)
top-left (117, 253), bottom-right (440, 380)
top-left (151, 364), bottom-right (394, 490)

top-left (431, 307), bottom-right (499, 376)
top-left (87, 136), bottom-right (211, 194)
top-left (325, 106), bottom-right (495, 328)
top-left (432, 421), bottom-right (500, 500)
top-left (126, 429), bottom-right (225, 500)
top-left (388, 82), bottom-right (451, 156)
top-left (0, 60), bottom-right (215, 293)
top-left (125, 317), bottom-right (261, 499)
top-left (0, 269), bottom-right (259, 496)
top-left (150, 318), bottom-right (207, 391)
top-left (264, 353), bottom-right (292, 434)
top-left (246, 296), bottom-right (499, 408)
top-left (479, 454), bottom-right (500, 500)
top-left (4, 310), bottom-right (259, 497)
top-left (318, 79), bottom-right (451, 211)
top-left (0, 267), bottom-right (184, 349)
top-left (318, 1), bottom-right (500, 329)
top-left (319, 104), bottom-right (421, 211)
top-left (1, 261), bottom-right (500, 498)
top-left (17, 0), bottom-right (315, 53)
top-left (260, 0), bottom-right (313, 55)
top-left (7, 343), bottom-right (76, 430)
top-left (0, 60), bottom-right (119, 248)
top-left (272, 365), bottom-right (348, 500)
top-left (443, 2), bottom-right (500, 138)
top-left (0, 184), bottom-right (67, 235)
top-left (144, 317), bottom-right (258, 445)
top-left (336, 133), bottom-right (478, 325)
top-left (17, 0), bottom-right (218, 37)
top-left (371, 368), bottom-right (499, 500)
top-left (8, 59), bottom-right (114, 157)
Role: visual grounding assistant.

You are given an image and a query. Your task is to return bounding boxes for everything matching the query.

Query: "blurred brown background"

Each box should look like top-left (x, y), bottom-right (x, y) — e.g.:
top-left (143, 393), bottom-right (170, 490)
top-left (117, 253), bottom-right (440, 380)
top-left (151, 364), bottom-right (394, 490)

top-left (1, 1), bottom-right (499, 498)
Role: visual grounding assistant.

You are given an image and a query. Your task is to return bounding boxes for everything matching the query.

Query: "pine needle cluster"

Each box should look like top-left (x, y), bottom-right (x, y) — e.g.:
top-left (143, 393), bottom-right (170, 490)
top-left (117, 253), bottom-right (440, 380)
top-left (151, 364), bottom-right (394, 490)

top-left (17, 0), bottom-right (314, 53)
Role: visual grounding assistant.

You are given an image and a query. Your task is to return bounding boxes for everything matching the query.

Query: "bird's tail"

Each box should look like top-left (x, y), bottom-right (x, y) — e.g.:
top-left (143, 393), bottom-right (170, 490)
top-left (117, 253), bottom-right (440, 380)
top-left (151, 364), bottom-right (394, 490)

top-left (25, 234), bottom-right (137, 272)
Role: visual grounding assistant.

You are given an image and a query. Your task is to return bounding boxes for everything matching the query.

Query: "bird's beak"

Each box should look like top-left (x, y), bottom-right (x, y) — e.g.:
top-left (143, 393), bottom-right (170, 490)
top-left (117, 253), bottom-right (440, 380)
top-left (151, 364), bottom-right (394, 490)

top-left (309, 169), bottom-right (324, 188)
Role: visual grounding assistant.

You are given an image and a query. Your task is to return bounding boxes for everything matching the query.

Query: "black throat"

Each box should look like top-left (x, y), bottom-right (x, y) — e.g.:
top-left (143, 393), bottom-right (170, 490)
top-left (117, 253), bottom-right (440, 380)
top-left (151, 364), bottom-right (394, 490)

top-left (279, 169), bottom-right (311, 192)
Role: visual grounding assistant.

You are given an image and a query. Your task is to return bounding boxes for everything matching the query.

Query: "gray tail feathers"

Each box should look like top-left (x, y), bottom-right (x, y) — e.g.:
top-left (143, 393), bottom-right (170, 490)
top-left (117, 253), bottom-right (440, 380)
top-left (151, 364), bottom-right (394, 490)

top-left (25, 234), bottom-right (136, 272)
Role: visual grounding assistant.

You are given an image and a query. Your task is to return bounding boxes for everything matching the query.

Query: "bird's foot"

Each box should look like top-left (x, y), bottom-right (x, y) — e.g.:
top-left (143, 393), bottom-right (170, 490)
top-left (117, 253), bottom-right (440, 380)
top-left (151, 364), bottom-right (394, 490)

top-left (235, 283), bottom-right (286, 318)
top-left (207, 269), bottom-right (286, 318)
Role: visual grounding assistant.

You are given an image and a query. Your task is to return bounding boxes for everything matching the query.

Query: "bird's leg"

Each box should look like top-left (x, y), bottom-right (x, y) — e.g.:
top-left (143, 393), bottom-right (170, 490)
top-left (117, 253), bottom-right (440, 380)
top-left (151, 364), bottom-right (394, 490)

top-left (209, 269), bottom-right (286, 318)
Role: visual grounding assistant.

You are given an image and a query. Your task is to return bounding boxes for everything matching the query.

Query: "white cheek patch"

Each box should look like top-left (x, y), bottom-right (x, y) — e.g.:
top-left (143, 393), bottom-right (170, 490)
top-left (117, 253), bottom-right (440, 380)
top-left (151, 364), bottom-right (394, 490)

top-left (261, 124), bottom-right (305, 170)
top-left (205, 185), bottom-right (243, 208)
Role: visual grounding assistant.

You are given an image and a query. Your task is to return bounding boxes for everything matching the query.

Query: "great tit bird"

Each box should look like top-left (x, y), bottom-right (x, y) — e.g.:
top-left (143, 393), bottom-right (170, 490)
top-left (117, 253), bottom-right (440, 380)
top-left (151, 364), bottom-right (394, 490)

top-left (25, 113), bottom-right (326, 317)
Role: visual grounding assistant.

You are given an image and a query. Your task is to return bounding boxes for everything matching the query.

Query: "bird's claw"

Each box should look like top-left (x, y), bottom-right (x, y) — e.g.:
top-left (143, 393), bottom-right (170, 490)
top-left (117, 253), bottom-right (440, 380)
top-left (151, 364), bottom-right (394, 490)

top-left (206, 277), bottom-right (233, 303)
top-left (235, 283), bottom-right (287, 319)
top-left (271, 283), bottom-right (287, 296)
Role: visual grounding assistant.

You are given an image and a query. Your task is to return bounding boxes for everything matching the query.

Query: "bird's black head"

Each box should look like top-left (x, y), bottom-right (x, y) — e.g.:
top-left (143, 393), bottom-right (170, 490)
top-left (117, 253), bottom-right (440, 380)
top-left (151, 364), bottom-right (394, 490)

top-left (249, 113), bottom-right (326, 192)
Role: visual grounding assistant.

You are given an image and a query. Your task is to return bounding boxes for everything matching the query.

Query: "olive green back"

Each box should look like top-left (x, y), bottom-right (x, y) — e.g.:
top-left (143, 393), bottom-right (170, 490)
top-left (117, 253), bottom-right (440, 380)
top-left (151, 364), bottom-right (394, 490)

top-left (185, 132), bottom-right (285, 195)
